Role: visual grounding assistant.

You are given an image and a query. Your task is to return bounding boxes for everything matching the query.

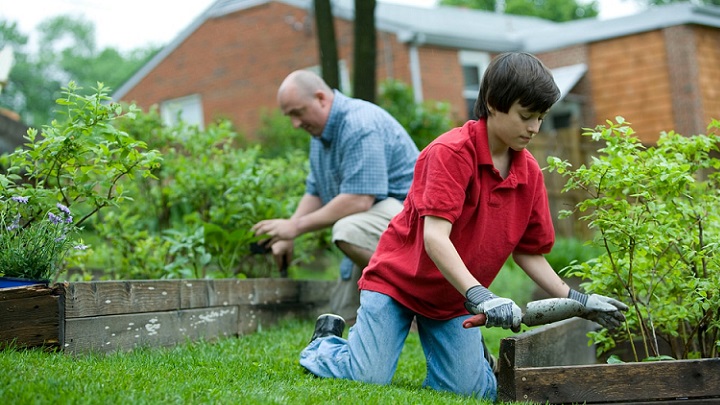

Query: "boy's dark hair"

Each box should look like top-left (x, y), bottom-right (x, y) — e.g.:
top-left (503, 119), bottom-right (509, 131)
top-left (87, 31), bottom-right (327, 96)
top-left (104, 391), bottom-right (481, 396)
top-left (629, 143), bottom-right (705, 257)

top-left (473, 52), bottom-right (560, 119)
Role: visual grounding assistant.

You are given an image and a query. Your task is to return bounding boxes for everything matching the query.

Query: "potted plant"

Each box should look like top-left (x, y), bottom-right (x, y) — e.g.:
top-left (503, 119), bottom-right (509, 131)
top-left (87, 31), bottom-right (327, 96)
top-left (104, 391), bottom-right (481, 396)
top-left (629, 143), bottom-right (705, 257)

top-left (0, 196), bottom-right (87, 288)
top-left (547, 117), bottom-right (720, 361)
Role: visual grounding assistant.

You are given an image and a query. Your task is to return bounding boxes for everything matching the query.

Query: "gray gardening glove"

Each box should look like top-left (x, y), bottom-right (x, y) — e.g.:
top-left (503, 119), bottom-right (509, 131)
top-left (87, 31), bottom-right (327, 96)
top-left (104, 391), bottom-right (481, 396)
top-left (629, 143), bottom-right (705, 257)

top-left (569, 288), bottom-right (629, 330)
top-left (464, 285), bottom-right (522, 331)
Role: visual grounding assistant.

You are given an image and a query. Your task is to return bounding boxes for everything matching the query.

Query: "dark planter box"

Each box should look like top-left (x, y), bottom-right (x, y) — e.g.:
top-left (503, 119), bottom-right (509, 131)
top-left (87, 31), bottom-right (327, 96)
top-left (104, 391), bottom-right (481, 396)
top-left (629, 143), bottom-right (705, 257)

top-left (0, 283), bottom-right (62, 349)
top-left (497, 318), bottom-right (720, 403)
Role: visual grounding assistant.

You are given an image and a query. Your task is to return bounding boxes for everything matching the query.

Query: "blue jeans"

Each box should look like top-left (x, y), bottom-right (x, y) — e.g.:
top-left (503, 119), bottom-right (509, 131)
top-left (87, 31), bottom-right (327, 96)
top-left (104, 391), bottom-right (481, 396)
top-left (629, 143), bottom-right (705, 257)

top-left (299, 290), bottom-right (497, 400)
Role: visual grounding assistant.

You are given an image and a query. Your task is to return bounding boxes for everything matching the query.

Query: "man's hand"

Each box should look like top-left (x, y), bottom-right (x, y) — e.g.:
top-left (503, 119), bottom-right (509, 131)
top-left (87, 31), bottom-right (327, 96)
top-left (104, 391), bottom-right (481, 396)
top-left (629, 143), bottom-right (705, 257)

top-left (569, 289), bottom-right (628, 330)
top-left (464, 285), bottom-right (522, 331)
top-left (251, 218), bottom-right (301, 245)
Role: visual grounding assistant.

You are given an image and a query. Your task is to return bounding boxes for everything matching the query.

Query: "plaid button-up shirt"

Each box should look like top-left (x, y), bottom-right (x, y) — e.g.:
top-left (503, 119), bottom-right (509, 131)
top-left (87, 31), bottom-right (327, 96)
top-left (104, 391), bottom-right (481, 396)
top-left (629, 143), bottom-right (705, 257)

top-left (306, 91), bottom-right (419, 278)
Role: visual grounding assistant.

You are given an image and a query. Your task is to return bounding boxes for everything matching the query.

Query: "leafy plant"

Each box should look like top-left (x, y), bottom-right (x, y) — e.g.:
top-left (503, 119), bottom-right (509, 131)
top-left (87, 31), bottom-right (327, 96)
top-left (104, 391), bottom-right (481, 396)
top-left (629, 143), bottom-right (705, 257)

top-left (547, 117), bottom-right (720, 360)
top-left (378, 79), bottom-right (455, 149)
top-left (0, 197), bottom-right (87, 281)
top-left (103, 108), bottom-right (328, 280)
top-left (0, 82), bottom-right (161, 282)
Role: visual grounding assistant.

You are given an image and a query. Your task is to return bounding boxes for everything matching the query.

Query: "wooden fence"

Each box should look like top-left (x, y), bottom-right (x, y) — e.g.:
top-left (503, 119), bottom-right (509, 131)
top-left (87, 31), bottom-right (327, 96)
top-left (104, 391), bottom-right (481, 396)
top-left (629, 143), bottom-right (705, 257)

top-left (529, 127), bottom-right (600, 240)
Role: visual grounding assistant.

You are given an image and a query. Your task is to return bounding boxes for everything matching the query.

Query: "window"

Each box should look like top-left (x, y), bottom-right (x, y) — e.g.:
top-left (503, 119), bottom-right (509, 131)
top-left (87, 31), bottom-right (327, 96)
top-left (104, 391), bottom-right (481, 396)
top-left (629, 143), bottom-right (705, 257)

top-left (458, 51), bottom-right (490, 119)
top-left (160, 94), bottom-right (204, 129)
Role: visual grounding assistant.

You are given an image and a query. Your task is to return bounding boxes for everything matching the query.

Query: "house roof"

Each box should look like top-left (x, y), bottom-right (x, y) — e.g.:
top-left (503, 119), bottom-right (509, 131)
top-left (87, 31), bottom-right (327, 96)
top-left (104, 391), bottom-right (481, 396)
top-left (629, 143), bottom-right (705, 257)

top-left (112, 0), bottom-right (720, 101)
top-left (524, 2), bottom-right (720, 53)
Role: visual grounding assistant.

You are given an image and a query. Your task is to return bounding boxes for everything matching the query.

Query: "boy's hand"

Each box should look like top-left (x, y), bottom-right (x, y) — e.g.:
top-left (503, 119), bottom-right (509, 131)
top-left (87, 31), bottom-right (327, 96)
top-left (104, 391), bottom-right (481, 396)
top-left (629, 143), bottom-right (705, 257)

top-left (464, 285), bottom-right (522, 331)
top-left (568, 288), bottom-right (628, 330)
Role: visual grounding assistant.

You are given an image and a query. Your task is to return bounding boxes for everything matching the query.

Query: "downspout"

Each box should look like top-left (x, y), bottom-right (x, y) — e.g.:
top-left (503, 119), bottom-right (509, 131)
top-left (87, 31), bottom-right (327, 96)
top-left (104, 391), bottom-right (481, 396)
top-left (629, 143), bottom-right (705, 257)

top-left (409, 43), bottom-right (423, 104)
top-left (398, 31), bottom-right (426, 104)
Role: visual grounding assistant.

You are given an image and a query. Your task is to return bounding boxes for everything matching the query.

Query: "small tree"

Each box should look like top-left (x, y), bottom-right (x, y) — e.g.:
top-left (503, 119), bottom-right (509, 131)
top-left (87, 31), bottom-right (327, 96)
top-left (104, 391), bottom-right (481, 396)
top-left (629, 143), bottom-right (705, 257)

top-left (547, 117), bottom-right (720, 360)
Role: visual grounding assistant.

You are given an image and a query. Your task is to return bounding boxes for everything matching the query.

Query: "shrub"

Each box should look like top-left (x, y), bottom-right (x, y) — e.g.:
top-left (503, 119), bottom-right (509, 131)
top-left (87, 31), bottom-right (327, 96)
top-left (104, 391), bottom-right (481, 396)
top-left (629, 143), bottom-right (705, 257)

top-left (98, 108), bottom-right (328, 280)
top-left (547, 117), bottom-right (720, 360)
top-left (378, 79), bottom-right (455, 149)
top-left (0, 82), bottom-right (160, 282)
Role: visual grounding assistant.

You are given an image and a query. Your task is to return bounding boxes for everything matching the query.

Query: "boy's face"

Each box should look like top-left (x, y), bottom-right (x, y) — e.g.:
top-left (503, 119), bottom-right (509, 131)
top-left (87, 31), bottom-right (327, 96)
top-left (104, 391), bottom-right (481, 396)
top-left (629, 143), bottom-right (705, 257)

top-left (487, 100), bottom-right (548, 152)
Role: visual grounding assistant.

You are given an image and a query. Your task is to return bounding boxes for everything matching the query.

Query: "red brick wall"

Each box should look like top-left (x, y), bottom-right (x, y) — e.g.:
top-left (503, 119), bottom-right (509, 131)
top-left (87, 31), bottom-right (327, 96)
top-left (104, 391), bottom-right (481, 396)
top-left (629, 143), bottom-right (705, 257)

top-left (122, 3), bottom-right (322, 136)
top-left (696, 26), bottom-right (720, 132)
top-left (588, 31), bottom-right (674, 143)
top-left (119, 2), bottom-right (469, 137)
top-left (417, 46), bottom-right (465, 122)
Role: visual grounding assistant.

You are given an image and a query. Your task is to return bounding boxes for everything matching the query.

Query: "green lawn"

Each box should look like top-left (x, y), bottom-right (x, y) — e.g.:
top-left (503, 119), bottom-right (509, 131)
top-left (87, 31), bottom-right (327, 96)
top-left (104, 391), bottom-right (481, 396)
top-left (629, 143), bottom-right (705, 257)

top-left (0, 318), bottom-right (529, 405)
top-left (1, 257), bottom-right (539, 404)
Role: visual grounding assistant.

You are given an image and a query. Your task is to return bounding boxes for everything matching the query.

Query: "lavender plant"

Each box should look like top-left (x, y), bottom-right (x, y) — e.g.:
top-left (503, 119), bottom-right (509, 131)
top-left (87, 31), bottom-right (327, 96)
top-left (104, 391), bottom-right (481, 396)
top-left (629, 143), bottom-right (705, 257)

top-left (0, 197), bottom-right (87, 282)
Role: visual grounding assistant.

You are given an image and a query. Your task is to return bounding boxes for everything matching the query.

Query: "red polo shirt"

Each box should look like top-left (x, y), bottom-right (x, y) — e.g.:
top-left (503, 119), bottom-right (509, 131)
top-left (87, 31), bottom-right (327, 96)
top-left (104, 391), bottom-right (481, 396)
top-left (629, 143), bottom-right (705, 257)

top-left (358, 119), bottom-right (554, 320)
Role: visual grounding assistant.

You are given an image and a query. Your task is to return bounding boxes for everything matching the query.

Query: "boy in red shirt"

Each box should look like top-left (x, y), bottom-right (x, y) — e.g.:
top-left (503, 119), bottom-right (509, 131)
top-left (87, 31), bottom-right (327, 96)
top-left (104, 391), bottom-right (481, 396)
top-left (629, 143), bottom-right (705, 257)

top-left (299, 52), bottom-right (627, 400)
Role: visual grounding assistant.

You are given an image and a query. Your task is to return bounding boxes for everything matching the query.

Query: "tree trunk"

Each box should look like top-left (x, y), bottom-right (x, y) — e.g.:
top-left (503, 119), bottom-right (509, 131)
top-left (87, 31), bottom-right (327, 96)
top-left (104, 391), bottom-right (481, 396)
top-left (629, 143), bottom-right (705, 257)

top-left (353, 0), bottom-right (376, 102)
top-left (314, 0), bottom-right (339, 89)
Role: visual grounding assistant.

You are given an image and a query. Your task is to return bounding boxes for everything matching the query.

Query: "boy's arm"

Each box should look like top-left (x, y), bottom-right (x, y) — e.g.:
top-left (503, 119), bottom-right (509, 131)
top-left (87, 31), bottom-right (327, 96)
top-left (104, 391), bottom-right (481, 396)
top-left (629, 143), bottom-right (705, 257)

top-left (424, 215), bottom-right (521, 330)
top-left (511, 252), bottom-right (570, 298)
top-left (513, 252), bottom-right (628, 329)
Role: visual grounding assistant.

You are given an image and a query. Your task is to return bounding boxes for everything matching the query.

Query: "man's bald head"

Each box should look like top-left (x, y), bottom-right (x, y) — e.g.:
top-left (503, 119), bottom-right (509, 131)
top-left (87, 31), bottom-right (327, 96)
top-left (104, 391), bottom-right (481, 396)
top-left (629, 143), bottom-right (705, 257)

top-left (277, 70), bottom-right (335, 137)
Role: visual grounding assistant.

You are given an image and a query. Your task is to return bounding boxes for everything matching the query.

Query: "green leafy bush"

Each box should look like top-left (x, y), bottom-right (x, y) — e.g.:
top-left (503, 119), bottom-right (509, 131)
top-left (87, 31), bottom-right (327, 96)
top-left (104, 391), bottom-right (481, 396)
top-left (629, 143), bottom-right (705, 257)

top-left (0, 82), bottom-right (160, 281)
top-left (378, 79), bottom-right (455, 149)
top-left (100, 108), bottom-right (328, 280)
top-left (547, 117), bottom-right (720, 360)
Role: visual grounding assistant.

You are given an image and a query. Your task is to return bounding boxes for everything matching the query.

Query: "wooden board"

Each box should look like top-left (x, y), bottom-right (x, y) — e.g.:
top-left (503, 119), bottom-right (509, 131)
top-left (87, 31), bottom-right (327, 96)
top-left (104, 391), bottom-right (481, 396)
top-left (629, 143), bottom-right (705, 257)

top-left (0, 284), bottom-right (61, 348)
top-left (63, 279), bottom-right (334, 318)
top-left (510, 359), bottom-right (720, 403)
top-left (63, 306), bottom-right (238, 353)
top-left (497, 317), bottom-right (720, 403)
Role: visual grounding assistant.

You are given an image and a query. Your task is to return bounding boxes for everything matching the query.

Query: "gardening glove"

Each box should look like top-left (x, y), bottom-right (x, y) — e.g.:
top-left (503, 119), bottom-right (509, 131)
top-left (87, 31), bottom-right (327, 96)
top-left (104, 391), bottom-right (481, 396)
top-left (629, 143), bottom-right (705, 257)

top-left (464, 285), bottom-right (522, 331)
top-left (569, 288), bottom-right (629, 330)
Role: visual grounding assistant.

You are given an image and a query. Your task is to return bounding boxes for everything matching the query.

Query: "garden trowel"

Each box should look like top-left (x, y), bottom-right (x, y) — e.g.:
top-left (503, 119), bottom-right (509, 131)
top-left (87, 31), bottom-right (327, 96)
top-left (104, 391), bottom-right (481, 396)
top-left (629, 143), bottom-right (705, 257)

top-left (462, 298), bottom-right (587, 329)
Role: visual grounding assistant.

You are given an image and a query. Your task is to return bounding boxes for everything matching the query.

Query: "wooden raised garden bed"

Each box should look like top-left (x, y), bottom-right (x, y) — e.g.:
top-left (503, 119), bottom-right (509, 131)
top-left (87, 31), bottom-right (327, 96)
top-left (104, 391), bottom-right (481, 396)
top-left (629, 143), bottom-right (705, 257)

top-left (497, 318), bottom-right (720, 404)
top-left (1, 279), bottom-right (333, 353)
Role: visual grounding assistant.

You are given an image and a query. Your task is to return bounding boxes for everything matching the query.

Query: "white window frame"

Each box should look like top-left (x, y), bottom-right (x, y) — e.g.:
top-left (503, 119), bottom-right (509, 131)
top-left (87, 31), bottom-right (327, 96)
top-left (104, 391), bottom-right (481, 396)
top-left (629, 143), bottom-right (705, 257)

top-left (160, 94), bottom-right (204, 129)
top-left (458, 51), bottom-right (491, 118)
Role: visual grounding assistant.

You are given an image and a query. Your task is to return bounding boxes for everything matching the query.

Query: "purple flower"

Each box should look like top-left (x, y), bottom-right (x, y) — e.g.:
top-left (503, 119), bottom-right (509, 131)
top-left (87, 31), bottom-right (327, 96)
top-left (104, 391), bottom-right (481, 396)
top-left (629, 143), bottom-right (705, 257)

top-left (48, 212), bottom-right (63, 224)
top-left (5, 215), bottom-right (20, 231)
top-left (56, 203), bottom-right (71, 216)
top-left (11, 196), bottom-right (29, 204)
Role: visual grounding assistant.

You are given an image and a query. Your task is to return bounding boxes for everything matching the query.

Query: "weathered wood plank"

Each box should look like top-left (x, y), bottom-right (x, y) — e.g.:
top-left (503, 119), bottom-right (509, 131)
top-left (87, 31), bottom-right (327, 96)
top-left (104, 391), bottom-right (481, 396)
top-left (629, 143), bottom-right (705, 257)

top-left (237, 303), bottom-right (328, 335)
top-left (63, 306), bottom-right (238, 353)
top-left (62, 279), bottom-right (334, 319)
top-left (0, 283), bottom-right (58, 300)
top-left (179, 279), bottom-right (255, 308)
top-left (0, 293), bottom-right (60, 348)
top-left (512, 358), bottom-right (720, 403)
top-left (0, 284), bottom-right (61, 348)
top-left (63, 280), bottom-right (184, 318)
top-left (501, 317), bottom-right (597, 368)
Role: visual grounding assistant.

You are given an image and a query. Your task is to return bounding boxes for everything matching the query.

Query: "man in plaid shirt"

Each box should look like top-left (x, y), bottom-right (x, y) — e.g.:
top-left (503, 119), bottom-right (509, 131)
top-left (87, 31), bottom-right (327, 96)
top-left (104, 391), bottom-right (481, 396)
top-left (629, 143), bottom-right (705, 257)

top-left (252, 70), bottom-right (419, 322)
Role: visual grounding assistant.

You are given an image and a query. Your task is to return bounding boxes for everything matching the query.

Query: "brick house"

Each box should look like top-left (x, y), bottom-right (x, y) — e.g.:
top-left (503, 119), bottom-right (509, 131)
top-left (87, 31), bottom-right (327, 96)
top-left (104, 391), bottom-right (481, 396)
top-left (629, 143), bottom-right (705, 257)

top-left (112, 0), bottom-right (720, 237)
top-left (113, 0), bottom-right (720, 143)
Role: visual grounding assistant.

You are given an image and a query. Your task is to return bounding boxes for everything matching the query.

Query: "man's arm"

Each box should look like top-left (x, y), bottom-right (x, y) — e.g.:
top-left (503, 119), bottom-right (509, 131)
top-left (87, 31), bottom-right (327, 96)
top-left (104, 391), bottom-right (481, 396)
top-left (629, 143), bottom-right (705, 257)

top-left (513, 251), bottom-right (628, 329)
top-left (252, 193), bottom-right (374, 242)
top-left (294, 193), bottom-right (374, 235)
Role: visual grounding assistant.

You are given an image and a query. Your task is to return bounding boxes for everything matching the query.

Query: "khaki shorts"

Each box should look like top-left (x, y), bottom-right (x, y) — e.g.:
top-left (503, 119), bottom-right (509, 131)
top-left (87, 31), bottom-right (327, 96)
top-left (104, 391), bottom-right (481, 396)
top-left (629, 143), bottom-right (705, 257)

top-left (331, 197), bottom-right (404, 250)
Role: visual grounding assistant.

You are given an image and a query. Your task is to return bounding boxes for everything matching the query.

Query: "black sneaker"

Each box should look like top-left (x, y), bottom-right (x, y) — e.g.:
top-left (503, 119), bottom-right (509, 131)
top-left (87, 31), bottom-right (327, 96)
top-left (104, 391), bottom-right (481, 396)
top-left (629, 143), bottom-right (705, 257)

top-left (309, 314), bottom-right (346, 343)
